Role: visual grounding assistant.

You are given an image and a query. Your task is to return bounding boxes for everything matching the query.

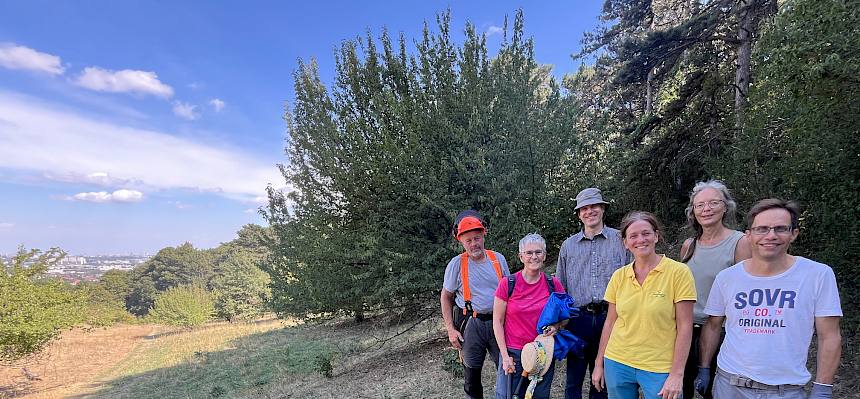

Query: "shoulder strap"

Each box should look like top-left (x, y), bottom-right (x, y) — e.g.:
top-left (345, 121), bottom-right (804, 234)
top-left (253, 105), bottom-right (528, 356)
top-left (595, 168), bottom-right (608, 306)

top-left (459, 253), bottom-right (472, 316)
top-left (545, 273), bottom-right (555, 294)
top-left (485, 250), bottom-right (503, 279)
top-left (460, 250), bottom-right (505, 317)
top-left (507, 275), bottom-right (516, 298)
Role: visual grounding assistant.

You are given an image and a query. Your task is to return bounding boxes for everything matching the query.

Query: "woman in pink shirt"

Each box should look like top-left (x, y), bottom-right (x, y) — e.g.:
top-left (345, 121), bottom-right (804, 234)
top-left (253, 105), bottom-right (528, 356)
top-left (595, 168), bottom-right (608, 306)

top-left (492, 233), bottom-right (566, 399)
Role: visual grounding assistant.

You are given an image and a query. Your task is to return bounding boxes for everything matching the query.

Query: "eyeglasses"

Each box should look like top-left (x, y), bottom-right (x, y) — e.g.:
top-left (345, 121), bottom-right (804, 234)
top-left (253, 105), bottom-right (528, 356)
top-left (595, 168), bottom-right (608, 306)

top-left (749, 225), bottom-right (794, 235)
top-left (693, 200), bottom-right (724, 211)
top-left (521, 250), bottom-right (545, 257)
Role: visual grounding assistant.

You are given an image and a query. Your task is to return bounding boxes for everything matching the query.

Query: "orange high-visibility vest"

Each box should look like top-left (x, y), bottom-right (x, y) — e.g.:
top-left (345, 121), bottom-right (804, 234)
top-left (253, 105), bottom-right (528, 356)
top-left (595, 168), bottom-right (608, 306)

top-left (460, 249), bottom-right (503, 317)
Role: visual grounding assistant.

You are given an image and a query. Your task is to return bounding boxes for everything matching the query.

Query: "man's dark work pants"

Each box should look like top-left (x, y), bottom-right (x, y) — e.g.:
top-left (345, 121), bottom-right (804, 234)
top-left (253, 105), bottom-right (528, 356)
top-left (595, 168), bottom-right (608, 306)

top-left (462, 316), bottom-right (500, 399)
top-left (682, 324), bottom-right (720, 399)
top-left (565, 309), bottom-right (608, 399)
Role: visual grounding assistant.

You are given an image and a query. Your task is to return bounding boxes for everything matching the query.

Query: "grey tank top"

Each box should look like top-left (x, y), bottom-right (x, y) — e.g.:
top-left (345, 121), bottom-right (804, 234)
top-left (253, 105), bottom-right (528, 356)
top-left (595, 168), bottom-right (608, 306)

top-left (688, 230), bottom-right (744, 324)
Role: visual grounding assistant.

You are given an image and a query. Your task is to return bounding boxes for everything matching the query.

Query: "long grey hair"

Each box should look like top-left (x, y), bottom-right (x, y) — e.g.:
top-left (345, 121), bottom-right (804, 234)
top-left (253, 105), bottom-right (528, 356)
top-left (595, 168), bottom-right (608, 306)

top-left (682, 180), bottom-right (738, 263)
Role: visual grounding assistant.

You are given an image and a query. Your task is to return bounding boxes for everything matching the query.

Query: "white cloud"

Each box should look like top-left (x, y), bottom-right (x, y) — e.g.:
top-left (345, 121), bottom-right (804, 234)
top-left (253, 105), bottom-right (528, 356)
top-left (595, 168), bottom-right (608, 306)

top-left (111, 189), bottom-right (144, 202)
top-left (71, 191), bottom-right (112, 203)
top-left (0, 91), bottom-right (283, 203)
top-left (84, 171), bottom-right (131, 186)
top-left (487, 26), bottom-right (504, 37)
top-left (41, 171), bottom-right (137, 187)
top-left (243, 208), bottom-right (257, 214)
top-left (172, 101), bottom-right (199, 120)
top-left (209, 98), bottom-right (226, 112)
top-left (70, 189), bottom-right (144, 203)
top-left (87, 172), bottom-right (113, 184)
top-left (0, 222), bottom-right (14, 229)
top-left (0, 43), bottom-right (64, 75)
top-left (74, 67), bottom-right (174, 98)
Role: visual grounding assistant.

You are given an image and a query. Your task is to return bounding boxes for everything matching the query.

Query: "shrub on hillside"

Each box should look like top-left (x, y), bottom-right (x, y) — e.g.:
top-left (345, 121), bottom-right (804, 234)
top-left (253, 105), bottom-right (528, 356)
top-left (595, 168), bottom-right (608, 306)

top-left (0, 247), bottom-right (82, 362)
top-left (76, 282), bottom-right (136, 327)
top-left (210, 252), bottom-right (271, 321)
top-left (147, 285), bottom-right (214, 327)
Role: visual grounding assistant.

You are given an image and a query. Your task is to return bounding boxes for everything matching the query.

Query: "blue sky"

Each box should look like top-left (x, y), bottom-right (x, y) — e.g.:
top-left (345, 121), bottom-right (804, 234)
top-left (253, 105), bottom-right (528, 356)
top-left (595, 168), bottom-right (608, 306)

top-left (0, 1), bottom-right (603, 255)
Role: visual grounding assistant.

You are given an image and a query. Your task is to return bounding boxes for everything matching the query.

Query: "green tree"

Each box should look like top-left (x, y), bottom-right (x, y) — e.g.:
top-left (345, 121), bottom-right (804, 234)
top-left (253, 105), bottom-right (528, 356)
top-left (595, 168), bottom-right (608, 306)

top-left (715, 0), bottom-right (860, 326)
top-left (75, 281), bottom-right (136, 327)
top-left (141, 243), bottom-right (213, 291)
top-left (99, 269), bottom-right (132, 304)
top-left (147, 285), bottom-right (215, 327)
top-left (569, 0), bottom-right (777, 237)
top-left (126, 275), bottom-right (158, 316)
top-left (209, 225), bottom-right (273, 321)
top-left (210, 252), bottom-right (271, 321)
top-left (0, 247), bottom-right (82, 362)
top-left (125, 243), bottom-right (212, 316)
top-left (265, 11), bottom-right (582, 318)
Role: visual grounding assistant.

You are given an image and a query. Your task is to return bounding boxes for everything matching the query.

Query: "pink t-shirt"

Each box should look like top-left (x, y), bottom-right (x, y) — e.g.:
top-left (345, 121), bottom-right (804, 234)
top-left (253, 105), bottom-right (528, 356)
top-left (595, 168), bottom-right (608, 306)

top-left (494, 272), bottom-right (566, 350)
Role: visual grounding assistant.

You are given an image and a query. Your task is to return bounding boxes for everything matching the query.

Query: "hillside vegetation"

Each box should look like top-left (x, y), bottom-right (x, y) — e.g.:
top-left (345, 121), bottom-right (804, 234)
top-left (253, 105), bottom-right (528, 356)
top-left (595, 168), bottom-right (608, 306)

top-left (2, 1), bottom-right (858, 397)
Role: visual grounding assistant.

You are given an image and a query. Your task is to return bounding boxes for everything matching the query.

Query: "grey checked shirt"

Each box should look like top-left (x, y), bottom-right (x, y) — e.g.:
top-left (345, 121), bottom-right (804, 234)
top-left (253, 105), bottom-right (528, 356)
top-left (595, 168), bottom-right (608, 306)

top-left (556, 226), bottom-right (630, 307)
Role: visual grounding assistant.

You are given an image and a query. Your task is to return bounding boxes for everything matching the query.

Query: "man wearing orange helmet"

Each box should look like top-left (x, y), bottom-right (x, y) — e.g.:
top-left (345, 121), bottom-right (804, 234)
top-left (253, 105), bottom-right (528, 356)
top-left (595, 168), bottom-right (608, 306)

top-left (441, 211), bottom-right (511, 398)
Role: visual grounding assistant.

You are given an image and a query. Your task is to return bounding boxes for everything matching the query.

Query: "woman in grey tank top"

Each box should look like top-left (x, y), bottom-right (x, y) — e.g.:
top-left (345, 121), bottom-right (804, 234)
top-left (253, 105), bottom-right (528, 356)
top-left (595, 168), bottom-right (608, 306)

top-left (678, 180), bottom-right (751, 399)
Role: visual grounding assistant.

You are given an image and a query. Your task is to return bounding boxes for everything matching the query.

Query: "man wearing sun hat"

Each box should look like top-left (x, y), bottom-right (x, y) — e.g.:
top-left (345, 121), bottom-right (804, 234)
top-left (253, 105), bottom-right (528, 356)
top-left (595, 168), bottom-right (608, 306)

top-left (442, 210), bottom-right (511, 398)
top-left (556, 188), bottom-right (630, 399)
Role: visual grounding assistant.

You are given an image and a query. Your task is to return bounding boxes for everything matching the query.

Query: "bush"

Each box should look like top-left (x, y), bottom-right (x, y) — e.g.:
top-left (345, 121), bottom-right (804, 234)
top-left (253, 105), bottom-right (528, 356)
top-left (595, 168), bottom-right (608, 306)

top-left (313, 353), bottom-right (333, 378)
top-left (147, 285), bottom-right (214, 327)
top-left (76, 282), bottom-right (136, 327)
top-left (209, 253), bottom-right (271, 321)
top-left (0, 248), bottom-right (82, 362)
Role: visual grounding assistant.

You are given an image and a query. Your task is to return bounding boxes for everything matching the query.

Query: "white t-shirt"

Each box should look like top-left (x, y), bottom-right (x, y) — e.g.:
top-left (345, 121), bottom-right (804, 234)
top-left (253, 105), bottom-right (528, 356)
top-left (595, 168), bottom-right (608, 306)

top-left (704, 256), bottom-right (842, 385)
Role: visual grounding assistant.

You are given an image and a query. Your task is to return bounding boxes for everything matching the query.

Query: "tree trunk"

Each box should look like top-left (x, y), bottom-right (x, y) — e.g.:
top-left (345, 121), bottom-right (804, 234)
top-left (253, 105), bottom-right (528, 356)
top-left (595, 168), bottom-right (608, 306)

top-left (646, 68), bottom-right (655, 115)
top-left (735, 0), bottom-right (753, 130)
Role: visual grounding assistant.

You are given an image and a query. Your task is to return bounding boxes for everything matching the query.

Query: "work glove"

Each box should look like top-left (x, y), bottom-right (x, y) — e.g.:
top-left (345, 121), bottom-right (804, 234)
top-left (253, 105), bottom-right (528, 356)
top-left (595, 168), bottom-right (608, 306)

top-left (809, 383), bottom-right (833, 399)
top-left (693, 367), bottom-right (710, 397)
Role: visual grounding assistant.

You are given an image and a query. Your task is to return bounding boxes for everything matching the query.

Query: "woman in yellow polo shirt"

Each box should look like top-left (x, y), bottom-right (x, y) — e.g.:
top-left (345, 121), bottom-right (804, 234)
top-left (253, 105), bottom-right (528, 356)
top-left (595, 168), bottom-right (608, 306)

top-left (590, 211), bottom-right (696, 399)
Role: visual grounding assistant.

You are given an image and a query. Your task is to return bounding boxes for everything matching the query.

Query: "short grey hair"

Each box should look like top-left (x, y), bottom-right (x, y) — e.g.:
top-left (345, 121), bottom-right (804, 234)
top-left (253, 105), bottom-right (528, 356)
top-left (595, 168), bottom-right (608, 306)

top-left (684, 180), bottom-right (738, 228)
top-left (518, 233), bottom-right (546, 253)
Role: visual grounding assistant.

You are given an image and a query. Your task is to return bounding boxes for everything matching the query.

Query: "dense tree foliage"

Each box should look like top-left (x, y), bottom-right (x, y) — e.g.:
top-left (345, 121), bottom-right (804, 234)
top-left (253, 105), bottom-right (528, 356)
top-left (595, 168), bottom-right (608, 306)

top-left (210, 226), bottom-right (273, 321)
top-left (267, 3), bottom-right (858, 326)
top-left (99, 269), bottom-right (132, 304)
top-left (120, 225), bottom-right (273, 319)
top-left (716, 0), bottom-right (860, 327)
top-left (0, 248), bottom-right (82, 362)
top-left (75, 281), bottom-right (136, 327)
top-left (147, 285), bottom-right (215, 327)
top-left (265, 11), bottom-right (587, 319)
top-left (572, 0), bottom-right (859, 326)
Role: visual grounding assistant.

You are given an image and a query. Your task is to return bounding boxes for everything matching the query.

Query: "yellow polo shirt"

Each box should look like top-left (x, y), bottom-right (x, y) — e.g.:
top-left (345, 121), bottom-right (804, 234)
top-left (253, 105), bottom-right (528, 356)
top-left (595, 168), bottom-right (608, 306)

top-left (604, 256), bottom-right (696, 372)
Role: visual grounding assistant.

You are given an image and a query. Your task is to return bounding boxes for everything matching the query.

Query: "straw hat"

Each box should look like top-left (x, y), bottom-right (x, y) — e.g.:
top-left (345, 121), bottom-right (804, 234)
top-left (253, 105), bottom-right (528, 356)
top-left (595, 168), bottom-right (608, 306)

top-left (520, 335), bottom-right (554, 377)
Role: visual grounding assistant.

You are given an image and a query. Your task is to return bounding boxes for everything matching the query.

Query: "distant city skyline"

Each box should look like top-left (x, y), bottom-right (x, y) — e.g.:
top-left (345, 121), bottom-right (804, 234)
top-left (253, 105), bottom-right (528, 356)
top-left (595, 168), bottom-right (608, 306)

top-left (0, 1), bottom-right (603, 254)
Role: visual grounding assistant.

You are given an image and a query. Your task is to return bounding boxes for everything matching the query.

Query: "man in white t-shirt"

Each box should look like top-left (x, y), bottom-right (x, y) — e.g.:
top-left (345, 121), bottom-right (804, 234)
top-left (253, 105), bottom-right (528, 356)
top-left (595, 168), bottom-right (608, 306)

top-left (696, 199), bottom-right (842, 399)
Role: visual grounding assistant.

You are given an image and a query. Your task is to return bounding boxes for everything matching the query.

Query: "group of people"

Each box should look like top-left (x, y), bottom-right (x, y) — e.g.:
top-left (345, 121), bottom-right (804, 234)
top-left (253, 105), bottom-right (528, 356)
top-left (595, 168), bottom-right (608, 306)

top-left (440, 182), bottom-right (843, 399)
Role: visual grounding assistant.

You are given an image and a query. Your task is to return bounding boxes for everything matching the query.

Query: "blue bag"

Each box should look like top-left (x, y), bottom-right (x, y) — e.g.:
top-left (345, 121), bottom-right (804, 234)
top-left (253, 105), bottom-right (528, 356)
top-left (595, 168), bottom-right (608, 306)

top-left (536, 292), bottom-right (586, 360)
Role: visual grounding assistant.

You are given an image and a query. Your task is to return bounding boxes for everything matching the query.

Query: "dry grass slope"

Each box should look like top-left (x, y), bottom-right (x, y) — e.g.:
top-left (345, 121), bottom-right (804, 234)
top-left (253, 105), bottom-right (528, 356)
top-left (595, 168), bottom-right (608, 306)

top-left (0, 325), bottom-right (153, 398)
top-left (1, 316), bottom-right (857, 398)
